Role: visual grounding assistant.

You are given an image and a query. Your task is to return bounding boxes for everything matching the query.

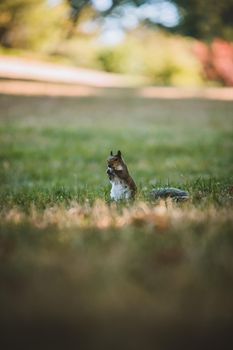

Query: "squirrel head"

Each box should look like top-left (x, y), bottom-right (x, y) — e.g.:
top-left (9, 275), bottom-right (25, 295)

top-left (107, 150), bottom-right (125, 172)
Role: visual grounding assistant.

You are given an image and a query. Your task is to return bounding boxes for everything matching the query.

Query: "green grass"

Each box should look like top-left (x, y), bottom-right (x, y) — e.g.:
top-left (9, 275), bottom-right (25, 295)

top-left (0, 92), bottom-right (233, 348)
top-left (1, 94), bottom-right (232, 208)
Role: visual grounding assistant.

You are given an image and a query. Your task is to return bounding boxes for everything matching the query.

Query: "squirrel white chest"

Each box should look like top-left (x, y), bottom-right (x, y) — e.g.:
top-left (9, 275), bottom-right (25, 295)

top-left (110, 178), bottom-right (131, 200)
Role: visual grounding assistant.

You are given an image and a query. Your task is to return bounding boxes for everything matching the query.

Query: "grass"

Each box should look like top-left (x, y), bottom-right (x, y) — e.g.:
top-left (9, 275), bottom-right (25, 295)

top-left (0, 92), bottom-right (233, 349)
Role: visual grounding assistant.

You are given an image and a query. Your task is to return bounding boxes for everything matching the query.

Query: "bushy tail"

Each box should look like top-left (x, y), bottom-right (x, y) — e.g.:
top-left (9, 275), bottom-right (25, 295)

top-left (150, 187), bottom-right (189, 201)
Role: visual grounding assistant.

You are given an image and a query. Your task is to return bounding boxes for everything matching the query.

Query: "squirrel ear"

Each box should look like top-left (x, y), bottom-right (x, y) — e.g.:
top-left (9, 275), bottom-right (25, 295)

top-left (110, 151), bottom-right (113, 156)
top-left (117, 150), bottom-right (122, 158)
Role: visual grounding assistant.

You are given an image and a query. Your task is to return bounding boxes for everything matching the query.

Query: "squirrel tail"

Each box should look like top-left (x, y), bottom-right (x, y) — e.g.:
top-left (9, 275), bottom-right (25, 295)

top-left (150, 187), bottom-right (189, 201)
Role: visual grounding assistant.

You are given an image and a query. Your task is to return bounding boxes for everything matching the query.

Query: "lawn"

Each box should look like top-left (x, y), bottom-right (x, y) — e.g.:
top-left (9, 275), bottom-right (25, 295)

top-left (0, 91), bottom-right (233, 349)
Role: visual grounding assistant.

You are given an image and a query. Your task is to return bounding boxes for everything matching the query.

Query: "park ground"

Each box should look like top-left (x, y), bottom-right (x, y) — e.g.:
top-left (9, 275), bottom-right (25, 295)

top-left (0, 85), bottom-right (233, 349)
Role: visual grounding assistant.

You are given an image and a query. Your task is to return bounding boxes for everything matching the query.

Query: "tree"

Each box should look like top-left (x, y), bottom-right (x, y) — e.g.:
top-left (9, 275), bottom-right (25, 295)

top-left (67, 0), bottom-right (233, 41)
top-left (0, 0), bottom-right (38, 47)
top-left (0, 0), bottom-right (64, 48)
top-left (170, 0), bottom-right (233, 41)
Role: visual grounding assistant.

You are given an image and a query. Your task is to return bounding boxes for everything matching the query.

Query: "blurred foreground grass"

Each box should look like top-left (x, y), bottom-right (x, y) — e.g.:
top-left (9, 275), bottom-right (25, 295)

top-left (0, 92), bottom-right (233, 349)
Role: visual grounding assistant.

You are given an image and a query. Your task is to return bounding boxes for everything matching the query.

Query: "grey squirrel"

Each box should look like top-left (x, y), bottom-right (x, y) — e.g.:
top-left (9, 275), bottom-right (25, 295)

top-left (107, 150), bottom-right (189, 201)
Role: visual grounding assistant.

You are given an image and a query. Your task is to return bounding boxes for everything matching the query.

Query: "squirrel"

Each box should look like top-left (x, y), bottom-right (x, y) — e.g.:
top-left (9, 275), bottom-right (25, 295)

top-left (107, 150), bottom-right (189, 201)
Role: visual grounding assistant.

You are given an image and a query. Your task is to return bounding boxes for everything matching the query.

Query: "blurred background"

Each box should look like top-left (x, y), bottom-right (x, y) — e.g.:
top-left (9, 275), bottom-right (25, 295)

top-left (0, 0), bottom-right (233, 87)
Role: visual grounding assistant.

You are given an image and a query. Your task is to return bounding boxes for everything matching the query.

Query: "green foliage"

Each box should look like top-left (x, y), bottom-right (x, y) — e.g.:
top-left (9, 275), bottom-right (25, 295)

top-left (1, 1), bottom-right (231, 85)
top-left (68, 0), bottom-right (233, 40)
top-left (1, 0), bottom-right (233, 55)
top-left (139, 30), bottom-right (202, 85)
top-left (0, 0), bottom-right (66, 49)
top-left (95, 30), bottom-right (203, 86)
top-left (97, 48), bottom-right (124, 73)
top-left (47, 28), bottom-right (203, 85)
top-left (171, 0), bottom-right (233, 40)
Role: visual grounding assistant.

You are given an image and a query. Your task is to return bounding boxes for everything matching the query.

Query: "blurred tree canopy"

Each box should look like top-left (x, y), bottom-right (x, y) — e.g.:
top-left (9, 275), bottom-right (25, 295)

top-left (0, 0), bottom-right (232, 48)
top-left (68, 0), bottom-right (233, 40)
top-left (0, 0), bottom-right (65, 48)
top-left (0, 0), bottom-right (232, 85)
top-left (172, 0), bottom-right (233, 41)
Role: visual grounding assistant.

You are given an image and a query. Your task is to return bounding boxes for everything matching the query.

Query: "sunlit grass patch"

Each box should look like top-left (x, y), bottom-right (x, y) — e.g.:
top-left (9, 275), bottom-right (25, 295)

top-left (1, 200), bottom-right (232, 231)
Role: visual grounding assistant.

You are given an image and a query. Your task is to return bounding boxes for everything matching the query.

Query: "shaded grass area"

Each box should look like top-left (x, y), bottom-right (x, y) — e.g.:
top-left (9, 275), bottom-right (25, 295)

top-left (1, 205), bottom-right (233, 349)
top-left (0, 93), bottom-right (233, 348)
